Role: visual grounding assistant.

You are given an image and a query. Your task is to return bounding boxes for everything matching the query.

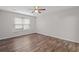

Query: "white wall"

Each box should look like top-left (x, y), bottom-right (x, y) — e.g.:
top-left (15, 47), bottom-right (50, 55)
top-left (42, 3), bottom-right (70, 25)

top-left (0, 7), bottom-right (79, 43)
top-left (36, 7), bottom-right (79, 43)
top-left (0, 10), bottom-right (36, 40)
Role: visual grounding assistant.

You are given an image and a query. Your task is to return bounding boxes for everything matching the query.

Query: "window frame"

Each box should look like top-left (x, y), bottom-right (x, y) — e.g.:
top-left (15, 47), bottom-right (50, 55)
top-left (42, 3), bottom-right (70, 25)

top-left (14, 17), bottom-right (30, 31)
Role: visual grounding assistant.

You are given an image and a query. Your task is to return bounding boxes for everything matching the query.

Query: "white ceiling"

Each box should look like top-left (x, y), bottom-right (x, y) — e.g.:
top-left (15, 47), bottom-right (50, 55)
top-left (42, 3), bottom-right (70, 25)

top-left (0, 6), bottom-right (76, 17)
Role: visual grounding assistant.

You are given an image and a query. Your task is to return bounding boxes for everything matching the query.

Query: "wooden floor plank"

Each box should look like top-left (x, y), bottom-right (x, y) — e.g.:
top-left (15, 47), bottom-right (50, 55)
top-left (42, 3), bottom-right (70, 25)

top-left (0, 33), bottom-right (79, 52)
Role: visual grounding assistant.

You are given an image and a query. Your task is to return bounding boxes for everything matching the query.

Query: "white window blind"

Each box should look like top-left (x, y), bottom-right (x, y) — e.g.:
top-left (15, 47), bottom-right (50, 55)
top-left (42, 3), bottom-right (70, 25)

top-left (14, 18), bottom-right (30, 30)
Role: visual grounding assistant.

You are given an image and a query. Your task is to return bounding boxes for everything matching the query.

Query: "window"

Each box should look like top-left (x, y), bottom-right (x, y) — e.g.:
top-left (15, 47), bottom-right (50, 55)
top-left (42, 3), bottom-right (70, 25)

top-left (14, 18), bottom-right (30, 30)
top-left (23, 19), bottom-right (30, 30)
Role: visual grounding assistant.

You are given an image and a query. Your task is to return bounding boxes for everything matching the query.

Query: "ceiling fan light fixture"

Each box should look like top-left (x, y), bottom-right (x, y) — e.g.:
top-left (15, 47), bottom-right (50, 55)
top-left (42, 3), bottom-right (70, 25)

top-left (35, 10), bottom-right (38, 13)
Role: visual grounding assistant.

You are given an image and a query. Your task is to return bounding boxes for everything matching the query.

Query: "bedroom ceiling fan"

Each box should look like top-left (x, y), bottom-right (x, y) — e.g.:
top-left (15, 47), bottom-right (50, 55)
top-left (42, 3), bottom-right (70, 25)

top-left (32, 6), bottom-right (46, 14)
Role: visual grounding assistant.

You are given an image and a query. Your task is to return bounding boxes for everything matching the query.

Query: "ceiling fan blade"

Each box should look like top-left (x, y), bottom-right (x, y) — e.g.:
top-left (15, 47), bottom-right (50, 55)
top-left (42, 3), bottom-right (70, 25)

top-left (38, 10), bottom-right (41, 13)
top-left (39, 9), bottom-right (46, 10)
top-left (34, 9), bottom-right (46, 11)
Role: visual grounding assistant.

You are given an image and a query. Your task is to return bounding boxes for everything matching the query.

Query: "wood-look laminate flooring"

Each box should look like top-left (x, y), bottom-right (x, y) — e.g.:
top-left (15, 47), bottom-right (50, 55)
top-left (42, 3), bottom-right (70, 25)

top-left (0, 33), bottom-right (79, 52)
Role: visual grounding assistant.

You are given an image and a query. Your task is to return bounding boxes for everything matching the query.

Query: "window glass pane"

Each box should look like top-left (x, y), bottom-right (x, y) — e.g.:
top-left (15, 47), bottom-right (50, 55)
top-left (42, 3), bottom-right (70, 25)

top-left (23, 25), bottom-right (30, 30)
top-left (14, 18), bottom-right (22, 24)
top-left (23, 19), bottom-right (30, 24)
top-left (15, 25), bottom-right (22, 29)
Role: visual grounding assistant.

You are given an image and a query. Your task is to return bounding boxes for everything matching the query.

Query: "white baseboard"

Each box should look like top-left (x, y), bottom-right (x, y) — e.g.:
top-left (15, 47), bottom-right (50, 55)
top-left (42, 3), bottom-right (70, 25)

top-left (0, 32), bottom-right (79, 43)
top-left (37, 32), bottom-right (79, 43)
top-left (0, 32), bottom-right (35, 40)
